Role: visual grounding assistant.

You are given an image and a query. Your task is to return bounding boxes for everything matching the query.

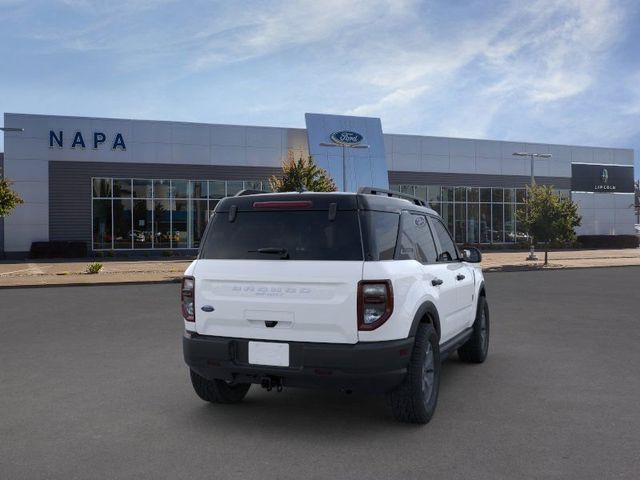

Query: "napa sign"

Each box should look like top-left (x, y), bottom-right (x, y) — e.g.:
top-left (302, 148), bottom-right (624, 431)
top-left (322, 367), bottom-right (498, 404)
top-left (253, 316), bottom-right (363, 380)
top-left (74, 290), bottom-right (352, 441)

top-left (49, 130), bottom-right (126, 150)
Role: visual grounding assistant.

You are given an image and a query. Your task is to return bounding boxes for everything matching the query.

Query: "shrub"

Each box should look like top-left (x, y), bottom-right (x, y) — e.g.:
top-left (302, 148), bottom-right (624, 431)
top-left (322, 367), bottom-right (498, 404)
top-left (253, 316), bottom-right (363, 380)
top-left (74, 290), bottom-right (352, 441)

top-left (86, 263), bottom-right (103, 274)
top-left (162, 250), bottom-right (172, 257)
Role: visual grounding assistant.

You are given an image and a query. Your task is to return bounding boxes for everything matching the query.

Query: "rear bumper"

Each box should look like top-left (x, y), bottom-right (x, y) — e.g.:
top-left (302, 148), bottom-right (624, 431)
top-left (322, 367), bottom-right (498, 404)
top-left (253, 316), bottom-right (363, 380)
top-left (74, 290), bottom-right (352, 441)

top-left (183, 332), bottom-right (414, 393)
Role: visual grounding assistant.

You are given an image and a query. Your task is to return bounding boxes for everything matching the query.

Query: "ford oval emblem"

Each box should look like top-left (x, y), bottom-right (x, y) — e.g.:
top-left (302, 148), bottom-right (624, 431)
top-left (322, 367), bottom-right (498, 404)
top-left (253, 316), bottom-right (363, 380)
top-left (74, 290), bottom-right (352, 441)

top-left (329, 130), bottom-right (364, 145)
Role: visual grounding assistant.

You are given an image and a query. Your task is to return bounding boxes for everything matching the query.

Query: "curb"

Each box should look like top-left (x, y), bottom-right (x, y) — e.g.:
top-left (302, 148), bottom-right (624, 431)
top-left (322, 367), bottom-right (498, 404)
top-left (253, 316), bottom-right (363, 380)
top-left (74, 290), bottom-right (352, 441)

top-left (0, 278), bottom-right (181, 290)
top-left (482, 263), bottom-right (640, 273)
top-left (1, 264), bottom-right (639, 288)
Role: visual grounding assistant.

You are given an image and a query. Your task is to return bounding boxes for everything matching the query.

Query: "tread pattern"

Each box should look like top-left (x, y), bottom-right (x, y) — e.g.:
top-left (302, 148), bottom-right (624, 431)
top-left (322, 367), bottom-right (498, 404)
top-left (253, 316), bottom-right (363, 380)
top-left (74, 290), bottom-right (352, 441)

top-left (387, 323), bottom-right (440, 424)
top-left (458, 296), bottom-right (490, 363)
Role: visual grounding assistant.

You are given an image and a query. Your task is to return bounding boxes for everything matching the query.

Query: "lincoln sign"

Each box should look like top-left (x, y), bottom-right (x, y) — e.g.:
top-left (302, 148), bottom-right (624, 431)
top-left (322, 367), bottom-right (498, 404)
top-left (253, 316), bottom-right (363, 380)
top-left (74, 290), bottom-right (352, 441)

top-left (571, 163), bottom-right (634, 193)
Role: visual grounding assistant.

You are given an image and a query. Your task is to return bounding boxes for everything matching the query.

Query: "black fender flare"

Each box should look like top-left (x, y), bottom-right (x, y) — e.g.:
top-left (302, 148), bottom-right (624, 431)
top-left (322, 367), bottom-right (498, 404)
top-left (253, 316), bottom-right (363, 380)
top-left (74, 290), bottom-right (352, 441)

top-left (408, 301), bottom-right (442, 339)
top-left (478, 280), bottom-right (486, 299)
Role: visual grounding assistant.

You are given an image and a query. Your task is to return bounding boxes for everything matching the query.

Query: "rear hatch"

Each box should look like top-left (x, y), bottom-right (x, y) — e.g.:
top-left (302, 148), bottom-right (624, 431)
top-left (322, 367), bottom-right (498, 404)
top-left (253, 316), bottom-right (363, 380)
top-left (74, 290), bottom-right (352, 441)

top-left (193, 194), bottom-right (363, 344)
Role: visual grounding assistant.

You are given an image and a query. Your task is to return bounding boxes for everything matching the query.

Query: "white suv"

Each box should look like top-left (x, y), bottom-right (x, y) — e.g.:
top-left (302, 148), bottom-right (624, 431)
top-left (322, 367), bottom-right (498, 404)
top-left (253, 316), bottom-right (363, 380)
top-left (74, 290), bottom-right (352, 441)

top-left (181, 188), bottom-right (489, 424)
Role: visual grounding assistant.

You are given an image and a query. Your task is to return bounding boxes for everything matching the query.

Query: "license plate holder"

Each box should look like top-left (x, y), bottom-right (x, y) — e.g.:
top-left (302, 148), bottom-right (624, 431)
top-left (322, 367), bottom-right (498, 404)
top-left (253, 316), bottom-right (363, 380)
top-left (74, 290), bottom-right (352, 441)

top-left (248, 341), bottom-right (290, 367)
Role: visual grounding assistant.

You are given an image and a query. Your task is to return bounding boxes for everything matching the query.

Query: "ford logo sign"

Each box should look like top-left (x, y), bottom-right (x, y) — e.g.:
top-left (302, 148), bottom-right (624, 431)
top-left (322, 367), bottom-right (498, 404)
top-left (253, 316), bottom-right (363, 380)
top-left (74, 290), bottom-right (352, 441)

top-left (330, 130), bottom-right (364, 145)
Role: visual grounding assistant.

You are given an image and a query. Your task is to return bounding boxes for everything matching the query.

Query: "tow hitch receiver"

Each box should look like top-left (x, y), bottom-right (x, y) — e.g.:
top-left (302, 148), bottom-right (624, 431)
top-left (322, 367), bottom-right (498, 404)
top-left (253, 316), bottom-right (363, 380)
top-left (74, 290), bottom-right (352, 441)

top-left (260, 376), bottom-right (284, 392)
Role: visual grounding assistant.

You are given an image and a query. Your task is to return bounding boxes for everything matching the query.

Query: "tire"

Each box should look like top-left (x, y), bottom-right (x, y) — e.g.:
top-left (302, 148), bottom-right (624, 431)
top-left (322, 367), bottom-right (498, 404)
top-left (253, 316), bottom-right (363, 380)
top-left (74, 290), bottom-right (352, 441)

top-left (189, 369), bottom-right (251, 404)
top-left (387, 323), bottom-right (441, 424)
top-left (458, 296), bottom-right (490, 363)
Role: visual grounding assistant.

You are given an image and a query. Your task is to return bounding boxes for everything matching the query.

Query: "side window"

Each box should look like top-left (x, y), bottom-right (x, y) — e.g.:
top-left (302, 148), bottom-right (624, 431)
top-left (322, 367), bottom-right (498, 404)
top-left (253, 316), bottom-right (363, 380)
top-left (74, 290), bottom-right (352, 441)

top-left (430, 217), bottom-right (459, 262)
top-left (396, 213), bottom-right (438, 264)
top-left (363, 211), bottom-right (400, 261)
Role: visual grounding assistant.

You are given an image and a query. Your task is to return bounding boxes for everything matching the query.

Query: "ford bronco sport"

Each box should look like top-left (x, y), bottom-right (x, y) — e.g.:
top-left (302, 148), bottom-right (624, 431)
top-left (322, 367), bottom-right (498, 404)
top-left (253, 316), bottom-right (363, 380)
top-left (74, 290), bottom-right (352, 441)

top-left (182, 188), bottom-right (489, 424)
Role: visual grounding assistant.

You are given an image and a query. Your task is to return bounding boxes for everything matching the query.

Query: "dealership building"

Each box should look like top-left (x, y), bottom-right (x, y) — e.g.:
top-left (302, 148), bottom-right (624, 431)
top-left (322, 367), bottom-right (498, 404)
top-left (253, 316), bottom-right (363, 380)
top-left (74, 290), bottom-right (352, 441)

top-left (0, 112), bottom-right (636, 258)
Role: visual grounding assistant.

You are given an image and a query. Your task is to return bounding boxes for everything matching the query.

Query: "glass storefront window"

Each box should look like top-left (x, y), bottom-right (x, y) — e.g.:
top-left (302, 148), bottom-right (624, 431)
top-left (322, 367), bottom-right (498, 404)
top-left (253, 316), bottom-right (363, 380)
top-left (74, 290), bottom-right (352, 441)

top-left (414, 185), bottom-right (427, 202)
top-left (467, 203), bottom-right (479, 244)
top-left (454, 203), bottom-right (466, 242)
top-left (113, 198), bottom-right (133, 249)
top-left (93, 178), bottom-right (112, 197)
top-left (133, 179), bottom-right (152, 198)
top-left (398, 185), bottom-right (415, 196)
top-left (113, 179), bottom-right (132, 198)
top-left (92, 179), bottom-right (538, 249)
top-left (173, 180), bottom-right (188, 199)
top-left (226, 181), bottom-right (243, 196)
top-left (192, 181), bottom-right (207, 199)
top-left (133, 199), bottom-right (153, 248)
top-left (504, 204), bottom-right (516, 243)
top-left (154, 180), bottom-right (171, 198)
top-left (244, 180), bottom-right (263, 191)
top-left (440, 202), bottom-right (454, 235)
top-left (92, 199), bottom-right (112, 249)
top-left (503, 188), bottom-right (514, 203)
top-left (172, 200), bottom-right (188, 248)
top-left (479, 203), bottom-right (491, 243)
top-left (153, 200), bottom-right (171, 248)
top-left (427, 185), bottom-right (441, 204)
top-left (191, 200), bottom-right (208, 248)
top-left (208, 180), bottom-right (225, 199)
top-left (492, 203), bottom-right (504, 243)
top-left (441, 187), bottom-right (454, 202)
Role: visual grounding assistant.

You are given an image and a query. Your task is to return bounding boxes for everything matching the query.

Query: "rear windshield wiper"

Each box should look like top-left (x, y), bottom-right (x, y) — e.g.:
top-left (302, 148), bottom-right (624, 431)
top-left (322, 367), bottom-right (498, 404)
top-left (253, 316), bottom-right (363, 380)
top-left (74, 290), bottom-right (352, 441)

top-left (249, 247), bottom-right (290, 259)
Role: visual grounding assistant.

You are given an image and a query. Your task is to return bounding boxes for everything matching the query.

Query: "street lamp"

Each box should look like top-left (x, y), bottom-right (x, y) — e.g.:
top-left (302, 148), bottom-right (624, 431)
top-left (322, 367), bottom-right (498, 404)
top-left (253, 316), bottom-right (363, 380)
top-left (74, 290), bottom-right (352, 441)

top-left (512, 151), bottom-right (553, 261)
top-left (320, 142), bottom-right (370, 191)
top-left (0, 127), bottom-right (24, 132)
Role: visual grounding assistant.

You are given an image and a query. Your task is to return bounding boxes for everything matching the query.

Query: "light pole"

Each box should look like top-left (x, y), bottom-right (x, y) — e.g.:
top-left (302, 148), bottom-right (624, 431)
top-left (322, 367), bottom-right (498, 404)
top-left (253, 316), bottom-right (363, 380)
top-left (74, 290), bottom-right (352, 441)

top-left (320, 142), bottom-right (370, 191)
top-left (0, 127), bottom-right (24, 132)
top-left (512, 151), bottom-right (553, 261)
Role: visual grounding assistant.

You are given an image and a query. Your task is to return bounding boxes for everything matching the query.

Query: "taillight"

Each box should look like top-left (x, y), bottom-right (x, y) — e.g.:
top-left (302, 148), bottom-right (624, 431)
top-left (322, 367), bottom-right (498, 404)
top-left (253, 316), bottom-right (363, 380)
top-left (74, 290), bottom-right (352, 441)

top-left (357, 280), bottom-right (393, 331)
top-left (181, 276), bottom-right (195, 322)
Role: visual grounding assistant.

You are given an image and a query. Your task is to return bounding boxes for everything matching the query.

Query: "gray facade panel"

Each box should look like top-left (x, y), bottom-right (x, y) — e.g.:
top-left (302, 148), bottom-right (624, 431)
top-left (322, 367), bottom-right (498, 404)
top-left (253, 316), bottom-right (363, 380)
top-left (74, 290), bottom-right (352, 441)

top-left (388, 170), bottom-right (571, 189)
top-left (0, 153), bottom-right (4, 256)
top-left (49, 161), bottom-right (282, 245)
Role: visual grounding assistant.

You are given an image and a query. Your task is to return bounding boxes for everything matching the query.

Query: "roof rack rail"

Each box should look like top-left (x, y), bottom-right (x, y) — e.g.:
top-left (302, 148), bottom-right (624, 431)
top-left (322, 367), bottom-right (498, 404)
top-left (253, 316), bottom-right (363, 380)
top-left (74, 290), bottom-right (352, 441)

top-left (358, 186), bottom-right (428, 207)
top-left (234, 189), bottom-right (268, 197)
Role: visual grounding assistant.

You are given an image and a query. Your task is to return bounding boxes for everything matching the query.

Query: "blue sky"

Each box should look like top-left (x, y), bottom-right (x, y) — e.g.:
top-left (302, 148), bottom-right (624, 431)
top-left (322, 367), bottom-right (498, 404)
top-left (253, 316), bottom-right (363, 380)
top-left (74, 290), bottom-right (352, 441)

top-left (1, 0), bottom-right (639, 179)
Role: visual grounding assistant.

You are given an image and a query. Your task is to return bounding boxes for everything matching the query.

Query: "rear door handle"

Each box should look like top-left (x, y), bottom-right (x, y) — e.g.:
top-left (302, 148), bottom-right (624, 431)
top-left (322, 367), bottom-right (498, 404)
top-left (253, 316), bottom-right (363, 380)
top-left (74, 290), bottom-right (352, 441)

top-left (456, 274), bottom-right (465, 281)
top-left (431, 278), bottom-right (443, 286)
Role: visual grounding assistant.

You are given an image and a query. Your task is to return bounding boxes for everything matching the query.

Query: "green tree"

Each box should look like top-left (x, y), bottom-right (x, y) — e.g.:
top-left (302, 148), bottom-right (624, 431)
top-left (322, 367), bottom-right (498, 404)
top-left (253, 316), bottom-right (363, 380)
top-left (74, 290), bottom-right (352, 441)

top-left (0, 178), bottom-right (24, 217)
top-left (269, 152), bottom-right (336, 192)
top-left (518, 185), bottom-right (581, 265)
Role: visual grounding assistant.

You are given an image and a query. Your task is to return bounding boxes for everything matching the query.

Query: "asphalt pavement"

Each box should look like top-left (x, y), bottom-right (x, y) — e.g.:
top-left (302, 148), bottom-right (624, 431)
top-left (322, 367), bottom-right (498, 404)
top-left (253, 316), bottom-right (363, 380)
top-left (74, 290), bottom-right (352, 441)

top-left (1, 268), bottom-right (639, 479)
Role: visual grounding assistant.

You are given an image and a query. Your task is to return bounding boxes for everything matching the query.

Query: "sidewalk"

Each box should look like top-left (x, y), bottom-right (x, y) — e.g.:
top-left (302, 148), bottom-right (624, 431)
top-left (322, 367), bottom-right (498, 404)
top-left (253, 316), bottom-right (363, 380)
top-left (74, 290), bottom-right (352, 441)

top-left (1, 249), bottom-right (639, 287)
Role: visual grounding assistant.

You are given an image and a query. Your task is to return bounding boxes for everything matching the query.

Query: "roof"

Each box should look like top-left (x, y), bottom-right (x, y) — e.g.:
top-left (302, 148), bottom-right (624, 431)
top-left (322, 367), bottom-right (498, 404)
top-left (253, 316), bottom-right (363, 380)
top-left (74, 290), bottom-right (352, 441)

top-left (215, 191), bottom-right (439, 216)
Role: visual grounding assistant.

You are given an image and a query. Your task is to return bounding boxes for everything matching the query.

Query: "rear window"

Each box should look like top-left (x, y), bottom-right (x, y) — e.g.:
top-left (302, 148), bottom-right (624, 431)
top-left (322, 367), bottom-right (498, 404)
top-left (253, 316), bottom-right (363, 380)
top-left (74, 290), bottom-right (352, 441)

top-left (200, 210), bottom-right (363, 261)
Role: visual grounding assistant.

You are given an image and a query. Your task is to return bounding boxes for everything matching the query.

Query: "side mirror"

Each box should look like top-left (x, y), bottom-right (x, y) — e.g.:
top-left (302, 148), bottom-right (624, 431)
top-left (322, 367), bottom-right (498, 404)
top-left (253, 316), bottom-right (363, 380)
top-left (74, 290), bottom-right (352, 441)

top-left (462, 247), bottom-right (482, 263)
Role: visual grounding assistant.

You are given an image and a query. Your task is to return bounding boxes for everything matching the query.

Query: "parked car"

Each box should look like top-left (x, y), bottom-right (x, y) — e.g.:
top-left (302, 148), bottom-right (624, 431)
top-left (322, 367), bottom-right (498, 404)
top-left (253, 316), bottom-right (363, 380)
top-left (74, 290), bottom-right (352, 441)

top-left (181, 188), bottom-right (489, 424)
